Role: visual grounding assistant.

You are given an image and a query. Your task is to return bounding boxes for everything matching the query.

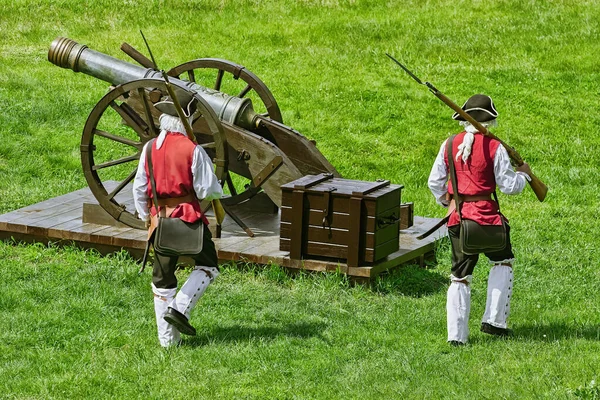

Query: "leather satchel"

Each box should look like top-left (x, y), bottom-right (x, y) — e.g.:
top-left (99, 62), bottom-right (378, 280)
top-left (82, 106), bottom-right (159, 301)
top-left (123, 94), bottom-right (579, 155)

top-left (153, 217), bottom-right (203, 256)
top-left (447, 136), bottom-right (507, 255)
top-left (459, 218), bottom-right (507, 255)
top-left (146, 139), bottom-right (203, 257)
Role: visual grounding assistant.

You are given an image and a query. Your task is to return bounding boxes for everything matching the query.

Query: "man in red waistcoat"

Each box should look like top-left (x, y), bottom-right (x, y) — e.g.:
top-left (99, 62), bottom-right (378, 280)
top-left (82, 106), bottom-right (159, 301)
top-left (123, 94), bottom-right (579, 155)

top-left (133, 95), bottom-right (223, 347)
top-left (428, 94), bottom-right (532, 346)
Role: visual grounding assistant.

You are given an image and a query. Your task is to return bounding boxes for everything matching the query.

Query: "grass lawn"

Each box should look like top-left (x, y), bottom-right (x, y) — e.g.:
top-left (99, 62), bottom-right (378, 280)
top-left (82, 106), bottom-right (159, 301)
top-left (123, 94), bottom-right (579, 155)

top-left (1, 0), bottom-right (600, 398)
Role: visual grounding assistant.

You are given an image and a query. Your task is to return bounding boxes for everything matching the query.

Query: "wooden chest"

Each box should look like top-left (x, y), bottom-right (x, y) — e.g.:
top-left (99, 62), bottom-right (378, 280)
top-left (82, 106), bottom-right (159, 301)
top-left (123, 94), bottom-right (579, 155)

top-left (280, 173), bottom-right (403, 267)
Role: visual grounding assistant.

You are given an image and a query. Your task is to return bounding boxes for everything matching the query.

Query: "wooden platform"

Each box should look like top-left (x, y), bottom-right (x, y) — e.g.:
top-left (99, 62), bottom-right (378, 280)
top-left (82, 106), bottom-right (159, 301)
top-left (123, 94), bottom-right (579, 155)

top-left (0, 185), bottom-right (446, 279)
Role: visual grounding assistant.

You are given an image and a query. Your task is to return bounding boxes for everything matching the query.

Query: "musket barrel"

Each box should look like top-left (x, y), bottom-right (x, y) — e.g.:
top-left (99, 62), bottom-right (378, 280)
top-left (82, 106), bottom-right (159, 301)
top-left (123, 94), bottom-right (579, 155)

top-left (48, 37), bottom-right (257, 129)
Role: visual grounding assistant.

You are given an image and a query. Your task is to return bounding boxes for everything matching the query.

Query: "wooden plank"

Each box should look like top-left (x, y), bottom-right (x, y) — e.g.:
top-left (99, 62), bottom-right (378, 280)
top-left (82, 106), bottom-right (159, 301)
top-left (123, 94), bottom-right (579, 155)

top-left (0, 185), bottom-right (444, 280)
top-left (90, 226), bottom-right (135, 246)
top-left (25, 207), bottom-right (82, 238)
top-left (280, 219), bottom-right (398, 250)
top-left (256, 118), bottom-right (340, 178)
top-left (82, 203), bottom-right (131, 228)
top-left (112, 228), bottom-right (147, 250)
top-left (282, 176), bottom-right (401, 201)
top-left (222, 123), bottom-right (302, 207)
top-left (58, 222), bottom-right (115, 243)
top-left (281, 189), bottom-right (400, 216)
top-left (216, 235), bottom-right (271, 261)
top-left (289, 190), bottom-right (305, 259)
top-left (374, 235), bottom-right (401, 261)
top-left (281, 205), bottom-right (400, 233)
top-left (47, 218), bottom-right (88, 239)
top-left (31, 207), bottom-right (82, 228)
top-left (399, 202), bottom-right (414, 230)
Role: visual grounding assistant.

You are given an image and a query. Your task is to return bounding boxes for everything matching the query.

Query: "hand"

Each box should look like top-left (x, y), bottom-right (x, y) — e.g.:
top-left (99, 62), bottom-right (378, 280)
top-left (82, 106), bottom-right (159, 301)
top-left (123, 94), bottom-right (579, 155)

top-left (144, 218), bottom-right (151, 229)
top-left (516, 162), bottom-right (532, 176)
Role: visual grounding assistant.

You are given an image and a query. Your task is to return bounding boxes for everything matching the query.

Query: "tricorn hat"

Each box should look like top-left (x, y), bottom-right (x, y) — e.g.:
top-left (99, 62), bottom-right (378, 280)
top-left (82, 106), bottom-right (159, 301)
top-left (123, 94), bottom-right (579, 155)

top-left (154, 89), bottom-right (198, 118)
top-left (452, 94), bottom-right (498, 122)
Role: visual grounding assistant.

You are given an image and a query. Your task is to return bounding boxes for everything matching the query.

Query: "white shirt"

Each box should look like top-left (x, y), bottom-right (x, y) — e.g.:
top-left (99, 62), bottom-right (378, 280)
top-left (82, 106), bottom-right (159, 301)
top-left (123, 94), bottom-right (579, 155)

top-left (132, 137), bottom-right (223, 221)
top-left (427, 139), bottom-right (530, 207)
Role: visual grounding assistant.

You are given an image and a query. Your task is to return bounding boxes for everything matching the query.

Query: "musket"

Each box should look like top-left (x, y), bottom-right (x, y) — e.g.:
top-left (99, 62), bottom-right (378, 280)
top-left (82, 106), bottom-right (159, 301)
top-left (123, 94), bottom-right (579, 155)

top-left (137, 32), bottom-right (226, 274)
top-left (140, 31), bottom-right (226, 225)
top-left (386, 53), bottom-right (548, 203)
top-left (138, 239), bottom-right (151, 275)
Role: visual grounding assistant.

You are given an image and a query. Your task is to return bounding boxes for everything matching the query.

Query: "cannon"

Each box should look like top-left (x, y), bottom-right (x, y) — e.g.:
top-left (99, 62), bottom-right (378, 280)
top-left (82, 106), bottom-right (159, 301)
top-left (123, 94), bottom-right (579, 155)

top-left (48, 37), bottom-right (339, 231)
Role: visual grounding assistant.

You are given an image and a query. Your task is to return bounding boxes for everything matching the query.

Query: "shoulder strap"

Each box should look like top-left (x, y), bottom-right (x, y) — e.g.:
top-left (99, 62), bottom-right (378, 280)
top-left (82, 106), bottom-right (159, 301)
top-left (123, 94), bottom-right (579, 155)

top-left (145, 139), bottom-right (162, 217)
top-left (447, 135), bottom-right (502, 217)
top-left (446, 135), bottom-right (463, 221)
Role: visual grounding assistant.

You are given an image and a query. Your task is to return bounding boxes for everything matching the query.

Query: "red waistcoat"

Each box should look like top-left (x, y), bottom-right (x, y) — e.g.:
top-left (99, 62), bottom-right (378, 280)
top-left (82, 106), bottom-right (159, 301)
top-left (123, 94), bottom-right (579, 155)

top-left (444, 132), bottom-right (503, 226)
top-left (145, 132), bottom-right (208, 225)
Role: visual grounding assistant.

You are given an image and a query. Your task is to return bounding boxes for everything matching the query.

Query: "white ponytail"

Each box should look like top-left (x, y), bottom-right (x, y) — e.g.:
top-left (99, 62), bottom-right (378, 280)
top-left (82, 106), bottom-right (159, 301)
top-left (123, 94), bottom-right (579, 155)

top-left (156, 114), bottom-right (194, 149)
top-left (455, 119), bottom-right (498, 162)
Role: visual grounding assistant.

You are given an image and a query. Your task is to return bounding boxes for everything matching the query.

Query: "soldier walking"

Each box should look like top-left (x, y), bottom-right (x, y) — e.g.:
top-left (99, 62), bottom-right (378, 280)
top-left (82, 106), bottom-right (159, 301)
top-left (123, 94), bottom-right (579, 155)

top-left (427, 94), bottom-right (532, 345)
top-left (133, 95), bottom-right (223, 347)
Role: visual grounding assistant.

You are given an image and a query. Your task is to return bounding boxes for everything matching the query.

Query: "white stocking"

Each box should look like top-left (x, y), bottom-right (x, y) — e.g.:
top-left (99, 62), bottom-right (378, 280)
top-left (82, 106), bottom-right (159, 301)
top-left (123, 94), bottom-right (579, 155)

top-left (170, 266), bottom-right (220, 318)
top-left (447, 274), bottom-right (472, 343)
top-left (482, 263), bottom-right (513, 329)
top-left (152, 284), bottom-right (180, 347)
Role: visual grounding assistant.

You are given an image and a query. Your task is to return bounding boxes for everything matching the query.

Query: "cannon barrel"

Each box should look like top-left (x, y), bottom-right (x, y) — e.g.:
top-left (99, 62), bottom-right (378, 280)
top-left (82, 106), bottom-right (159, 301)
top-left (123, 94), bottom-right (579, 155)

top-left (48, 37), bottom-right (257, 129)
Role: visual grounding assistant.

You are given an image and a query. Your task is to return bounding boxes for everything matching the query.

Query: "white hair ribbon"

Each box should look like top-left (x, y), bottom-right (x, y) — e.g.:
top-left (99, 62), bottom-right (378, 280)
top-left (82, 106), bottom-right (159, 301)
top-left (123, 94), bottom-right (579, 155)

top-left (156, 114), bottom-right (193, 150)
top-left (455, 119), bottom-right (498, 162)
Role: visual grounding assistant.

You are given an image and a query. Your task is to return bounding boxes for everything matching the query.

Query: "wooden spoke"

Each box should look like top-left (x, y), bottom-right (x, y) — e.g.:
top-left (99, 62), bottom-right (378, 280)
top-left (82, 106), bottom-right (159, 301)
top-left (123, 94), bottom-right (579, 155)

top-left (237, 83), bottom-right (252, 98)
top-left (107, 168), bottom-right (137, 200)
top-left (137, 88), bottom-right (159, 137)
top-left (109, 101), bottom-right (148, 139)
top-left (187, 69), bottom-right (196, 83)
top-left (167, 58), bottom-right (283, 122)
top-left (82, 78), bottom-right (227, 230)
top-left (93, 129), bottom-right (141, 148)
top-left (225, 173), bottom-right (238, 196)
top-left (201, 142), bottom-right (216, 149)
top-left (92, 154), bottom-right (139, 171)
top-left (214, 69), bottom-right (224, 91)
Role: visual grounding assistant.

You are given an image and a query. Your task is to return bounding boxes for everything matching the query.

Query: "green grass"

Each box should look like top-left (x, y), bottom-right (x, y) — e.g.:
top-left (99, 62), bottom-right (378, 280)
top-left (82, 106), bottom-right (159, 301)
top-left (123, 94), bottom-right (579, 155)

top-left (1, 0), bottom-right (600, 398)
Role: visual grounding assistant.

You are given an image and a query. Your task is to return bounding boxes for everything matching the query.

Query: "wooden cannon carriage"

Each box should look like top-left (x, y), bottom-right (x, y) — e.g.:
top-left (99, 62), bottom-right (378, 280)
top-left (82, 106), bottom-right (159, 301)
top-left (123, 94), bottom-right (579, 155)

top-left (48, 37), bottom-right (339, 234)
top-left (0, 37), bottom-right (443, 278)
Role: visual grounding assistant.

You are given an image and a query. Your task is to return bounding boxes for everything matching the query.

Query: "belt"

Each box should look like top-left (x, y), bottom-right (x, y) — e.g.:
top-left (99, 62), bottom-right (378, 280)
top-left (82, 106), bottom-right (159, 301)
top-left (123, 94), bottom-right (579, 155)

top-left (156, 193), bottom-right (196, 207)
top-left (451, 194), bottom-right (492, 202)
top-left (417, 194), bottom-right (491, 240)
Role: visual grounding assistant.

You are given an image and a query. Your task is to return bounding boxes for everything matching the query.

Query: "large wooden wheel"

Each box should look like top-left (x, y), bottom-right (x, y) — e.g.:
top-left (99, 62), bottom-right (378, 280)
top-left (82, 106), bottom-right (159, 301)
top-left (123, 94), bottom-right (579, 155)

top-left (168, 59), bottom-right (285, 205)
top-left (168, 58), bottom-right (283, 123)
top-left (81, 78), bottom-right (227, 229)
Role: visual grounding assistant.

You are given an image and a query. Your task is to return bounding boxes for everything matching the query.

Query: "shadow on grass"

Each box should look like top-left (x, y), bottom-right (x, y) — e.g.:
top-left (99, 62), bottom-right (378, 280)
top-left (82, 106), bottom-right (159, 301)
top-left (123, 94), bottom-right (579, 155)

top-left (467, 322), bottom-right (600, 345)
top-left (512, 322), bottom-right (600, 341)
top-left (372, 264), bottom-right (447, 297)
top-left (182, 321), bottom-right (328, 347)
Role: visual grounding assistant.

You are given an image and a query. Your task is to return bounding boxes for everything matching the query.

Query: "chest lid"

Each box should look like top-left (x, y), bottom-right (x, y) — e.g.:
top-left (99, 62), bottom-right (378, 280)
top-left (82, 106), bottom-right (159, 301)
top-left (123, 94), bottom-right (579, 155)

top-left (281, 173), bottom-right (403, 199)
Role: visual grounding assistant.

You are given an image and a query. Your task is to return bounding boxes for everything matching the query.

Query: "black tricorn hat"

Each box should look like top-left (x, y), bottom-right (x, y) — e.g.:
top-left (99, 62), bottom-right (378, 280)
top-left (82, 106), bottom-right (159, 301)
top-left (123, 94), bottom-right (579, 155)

top-left (452, 94), bottom-right (498, 122)
top-left (154, 89), bottom-right (198, 118)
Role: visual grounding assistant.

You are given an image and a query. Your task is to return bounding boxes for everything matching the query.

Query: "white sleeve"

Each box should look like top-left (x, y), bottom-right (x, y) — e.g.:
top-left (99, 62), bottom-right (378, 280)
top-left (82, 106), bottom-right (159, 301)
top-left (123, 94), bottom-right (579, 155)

top-left (192, 145), bottom-right (223, 201)
top-left (494, 144), bottom-right (529, 195)
top-left (427, 140), bottom-right (450, 207)
top-left (133, 143), bottom-right (150, 221)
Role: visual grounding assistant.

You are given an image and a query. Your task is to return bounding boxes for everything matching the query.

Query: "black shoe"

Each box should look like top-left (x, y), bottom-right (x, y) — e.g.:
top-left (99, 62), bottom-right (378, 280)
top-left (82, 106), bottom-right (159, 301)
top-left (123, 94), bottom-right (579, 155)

top-left (481, 322), bottom-right (512, 337)
top-left (164, 307), bottom-right (197, 336)
top-left (449, 340), bottom-right (466, 347)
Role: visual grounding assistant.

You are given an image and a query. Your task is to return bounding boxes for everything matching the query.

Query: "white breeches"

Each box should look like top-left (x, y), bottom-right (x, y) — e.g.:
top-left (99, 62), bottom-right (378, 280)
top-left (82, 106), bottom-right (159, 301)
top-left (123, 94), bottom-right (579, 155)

top-left (170, 266), bottom-right (220, 319)
top-left (152, 284), bottom-right (180, 347)
top-left (447, 274), bottom-right (472, 343)
top-left (482, 263), bottom-right (513, 329)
